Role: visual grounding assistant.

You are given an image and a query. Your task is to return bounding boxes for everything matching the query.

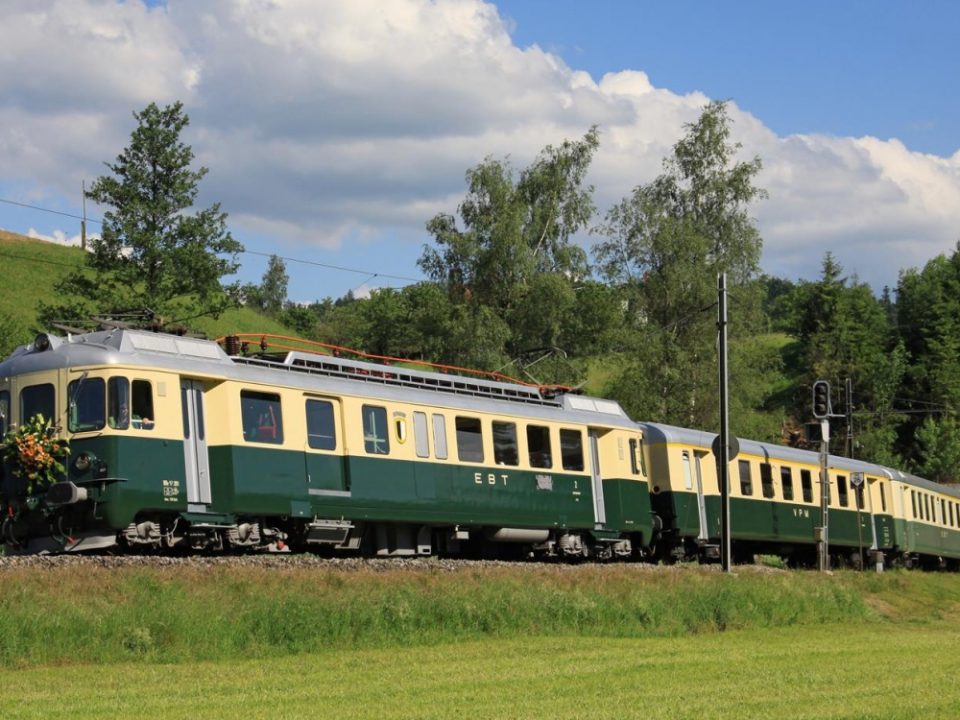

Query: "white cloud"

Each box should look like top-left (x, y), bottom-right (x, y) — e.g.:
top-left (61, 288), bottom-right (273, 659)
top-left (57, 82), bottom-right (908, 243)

top-left (26, 227), bottom-right (87, 248)
top-left (1, 0), bottom-right (959, 293)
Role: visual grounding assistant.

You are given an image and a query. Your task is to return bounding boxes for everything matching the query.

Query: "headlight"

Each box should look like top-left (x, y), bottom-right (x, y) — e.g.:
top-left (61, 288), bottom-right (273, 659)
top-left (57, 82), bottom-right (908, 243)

top-left (74, 452), bottom-right (94, 472)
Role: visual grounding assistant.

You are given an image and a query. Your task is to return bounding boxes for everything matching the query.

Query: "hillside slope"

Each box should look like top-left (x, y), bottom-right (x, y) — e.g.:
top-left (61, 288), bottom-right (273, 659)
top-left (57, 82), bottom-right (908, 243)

top-left (0, 229), bottom-right (293, 349)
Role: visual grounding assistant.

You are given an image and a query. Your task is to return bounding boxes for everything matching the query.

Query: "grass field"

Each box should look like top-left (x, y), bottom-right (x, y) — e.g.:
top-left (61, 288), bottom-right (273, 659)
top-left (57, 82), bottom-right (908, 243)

top-left (3, 560), bottom-right (960, 718)
top-left (3, 621), bottom-right (957, 719)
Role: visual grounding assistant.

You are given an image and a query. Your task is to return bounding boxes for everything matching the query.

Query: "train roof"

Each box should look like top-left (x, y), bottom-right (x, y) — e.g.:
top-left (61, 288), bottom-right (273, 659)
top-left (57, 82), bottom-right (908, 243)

top-left (638, 421), bottom-right (960, 499)
top-left (0, 330), bottom-right (634, 427)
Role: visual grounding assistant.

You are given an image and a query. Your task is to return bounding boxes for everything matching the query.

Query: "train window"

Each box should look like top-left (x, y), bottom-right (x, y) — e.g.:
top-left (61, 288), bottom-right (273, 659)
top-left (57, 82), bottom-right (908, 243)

top-left (305, 399), bottom-right (336, 450)
top-left (67, 377), bottom-right (105, 433)
top-left (941, 499), bottom-right (947, 526)
top-left (560, 430), bottom-right (584, 472)
top-left (924, 494), bottom-right (931, 521)
top-left (413, 412), bottom-right (430, 458)
top-left (911, 490), bottom-right (917, 519)
top-left (242, 391), bottom-right (284, 444)
top-left (108, 377), bottom-right (130, 429)
top-left (760, 463), bottom-right (774, 499)
top-left (628, 439), bottom-right (641, 476)
top-left (455, 416), bottom-right (484, 463)
top-left (952, 502), bottom-right (957, 528)
top-left (0, 390), bottom-right (9, 437)
top-left (637, 438), bottom-right (647, 476)
top-left (527, 425), bottom-right (552, 469)
top-left (493, 422), bottom-right (519, 466)
top-left (855, 484), bottom-right (865, 511)
top-left (879, 481), bottom-right (887, 513)
top-left (21, 383), bottom-right (55, 425)
top-left (837, 475), bottom-right (848, 507)
top-left (131, 381), bottom-right (155, 430)
top-left (361, 405), bottom-right (389, 454)
top-left (432, 414), bottom-right (448, 460)
top-left (801, 469), bottom-right (813, 503)
top-left (780, 467), bottom-right (794, 502)
top-left (738, 460), bottom-right (753, 496)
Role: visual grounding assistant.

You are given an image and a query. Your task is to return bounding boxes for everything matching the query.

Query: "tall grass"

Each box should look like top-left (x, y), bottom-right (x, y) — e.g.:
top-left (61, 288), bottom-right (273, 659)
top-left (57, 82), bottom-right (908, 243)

top-left (5, 561), bottom-right (955, 668)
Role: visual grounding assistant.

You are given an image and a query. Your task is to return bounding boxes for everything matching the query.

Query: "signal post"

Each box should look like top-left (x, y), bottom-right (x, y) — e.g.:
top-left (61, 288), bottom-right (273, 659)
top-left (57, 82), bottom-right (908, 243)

top-left (812, 381), bottom-right (833, 572)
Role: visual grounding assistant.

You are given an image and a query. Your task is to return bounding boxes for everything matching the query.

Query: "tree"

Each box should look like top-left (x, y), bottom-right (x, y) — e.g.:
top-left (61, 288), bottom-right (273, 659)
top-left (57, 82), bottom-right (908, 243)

top-left (42, 102), bottom-right (242, 327)
top-left (914, 416), bottom-right (960, 483)
top-left (594, 101), bottom-right (768, 429)
top-left (785, 253), bottom-right (904, 463)
top-left (419, 127), bottom-right (599, 362)
top-left (244, 254), bottom-right (289, 317)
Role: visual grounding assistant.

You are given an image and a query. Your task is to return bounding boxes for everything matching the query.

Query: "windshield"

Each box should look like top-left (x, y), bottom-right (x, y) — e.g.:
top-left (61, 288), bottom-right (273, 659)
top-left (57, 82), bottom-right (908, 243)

top-left (68, 377), bottom-right (105, 433)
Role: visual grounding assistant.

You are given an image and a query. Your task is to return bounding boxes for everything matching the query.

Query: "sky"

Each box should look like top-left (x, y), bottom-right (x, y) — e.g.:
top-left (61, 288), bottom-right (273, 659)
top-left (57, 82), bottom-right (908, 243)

top-left (1, 0), bottom-right (958, 304)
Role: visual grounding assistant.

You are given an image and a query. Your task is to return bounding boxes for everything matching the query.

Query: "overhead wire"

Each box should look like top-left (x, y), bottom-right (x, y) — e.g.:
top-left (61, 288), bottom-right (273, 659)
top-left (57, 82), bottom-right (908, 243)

top-left (0, 195), bottom-right (423, 288)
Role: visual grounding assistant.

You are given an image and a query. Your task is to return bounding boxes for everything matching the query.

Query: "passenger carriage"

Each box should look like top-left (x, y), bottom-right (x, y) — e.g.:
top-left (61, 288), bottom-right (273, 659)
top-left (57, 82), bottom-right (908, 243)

top-left (641, 422), bottom-right (906, 566)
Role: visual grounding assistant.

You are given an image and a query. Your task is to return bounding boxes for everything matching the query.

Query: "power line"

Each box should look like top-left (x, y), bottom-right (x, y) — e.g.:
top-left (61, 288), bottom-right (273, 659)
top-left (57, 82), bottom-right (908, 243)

top-left (0, 248), bottom-right (88, 270)
top-left (0, 197), bottom-right (102, 225)
top-left (1, 195), bottom-right (423, 286)
top-left (243, 250), bottom-right (421, 283)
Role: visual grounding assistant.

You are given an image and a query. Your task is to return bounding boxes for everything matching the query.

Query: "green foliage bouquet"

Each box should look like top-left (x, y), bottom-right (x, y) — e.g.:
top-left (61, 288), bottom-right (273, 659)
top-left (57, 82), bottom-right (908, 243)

top-left (2, 414), bottom-right (70, 496)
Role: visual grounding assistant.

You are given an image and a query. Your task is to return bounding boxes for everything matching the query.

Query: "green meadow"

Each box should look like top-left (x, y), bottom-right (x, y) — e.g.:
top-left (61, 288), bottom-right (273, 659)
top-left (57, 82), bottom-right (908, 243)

top-left (2, 561), bottom-right (960, 717)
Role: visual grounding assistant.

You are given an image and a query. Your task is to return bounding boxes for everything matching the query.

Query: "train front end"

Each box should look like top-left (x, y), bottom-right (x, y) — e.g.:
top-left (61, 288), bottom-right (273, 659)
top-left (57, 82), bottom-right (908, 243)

top-left (0, 332), bottom-right (172, 553)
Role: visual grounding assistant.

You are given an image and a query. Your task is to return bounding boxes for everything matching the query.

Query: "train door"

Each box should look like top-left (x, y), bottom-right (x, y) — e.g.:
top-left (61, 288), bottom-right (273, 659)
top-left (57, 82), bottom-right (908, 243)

top-left (588, 429), bottom-right (606, 527)
top-left (303, 395), bottom-right (350, 496)
top-left (180, 379), bottom-right (212, 507)
top-left (694, 451), bottom-right (710, 540)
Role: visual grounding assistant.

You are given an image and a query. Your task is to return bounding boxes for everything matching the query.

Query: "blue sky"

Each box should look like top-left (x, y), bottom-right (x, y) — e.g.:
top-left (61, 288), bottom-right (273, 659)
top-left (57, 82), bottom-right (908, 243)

top-left (1, 0), bottom-right (958, 305)
top-left (498, 0), bottom-right (959, 156)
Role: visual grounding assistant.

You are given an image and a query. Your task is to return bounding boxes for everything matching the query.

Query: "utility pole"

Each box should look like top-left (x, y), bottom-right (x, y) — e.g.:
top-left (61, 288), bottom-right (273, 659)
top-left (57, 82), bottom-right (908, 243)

top-left (81, 180), bottom-right (87, 251)
top-left (717, 273), bottom-right (732, 572)
top-left (845, 377), bottom-right (854, 458)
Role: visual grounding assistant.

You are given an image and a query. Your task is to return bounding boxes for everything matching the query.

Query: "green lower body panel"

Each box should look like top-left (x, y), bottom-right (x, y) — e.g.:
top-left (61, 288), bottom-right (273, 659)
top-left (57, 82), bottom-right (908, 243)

top-left (207, 445), bottom-right (621, 532)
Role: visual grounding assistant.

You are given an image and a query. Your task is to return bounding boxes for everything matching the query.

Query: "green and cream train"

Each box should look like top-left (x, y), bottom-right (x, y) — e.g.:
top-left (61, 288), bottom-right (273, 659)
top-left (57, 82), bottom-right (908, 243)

top-left (1, 328), bottom-right (959, 568)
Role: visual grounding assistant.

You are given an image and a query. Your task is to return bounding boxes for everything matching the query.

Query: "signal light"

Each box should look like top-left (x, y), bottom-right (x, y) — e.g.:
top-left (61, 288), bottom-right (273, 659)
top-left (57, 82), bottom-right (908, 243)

top-left (812, 380), bottom-right (831, 419)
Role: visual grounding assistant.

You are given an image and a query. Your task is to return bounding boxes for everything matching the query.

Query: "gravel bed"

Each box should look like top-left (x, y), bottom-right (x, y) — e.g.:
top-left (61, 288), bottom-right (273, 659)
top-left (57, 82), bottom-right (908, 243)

top-left (0, 552), bottom-right (703, 573)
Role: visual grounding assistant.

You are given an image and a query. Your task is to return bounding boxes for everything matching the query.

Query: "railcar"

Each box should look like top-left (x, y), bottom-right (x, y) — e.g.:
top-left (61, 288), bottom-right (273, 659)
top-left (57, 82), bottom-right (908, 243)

top-left (0, 330), bottom-right (653, 557)
top-left (640, 422), bottom-right (960, 568)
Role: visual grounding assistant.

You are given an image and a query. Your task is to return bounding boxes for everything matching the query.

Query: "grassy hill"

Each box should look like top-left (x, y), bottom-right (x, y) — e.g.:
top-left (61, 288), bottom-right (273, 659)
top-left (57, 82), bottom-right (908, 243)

top-left (0, 229), bottom-right (293, 352)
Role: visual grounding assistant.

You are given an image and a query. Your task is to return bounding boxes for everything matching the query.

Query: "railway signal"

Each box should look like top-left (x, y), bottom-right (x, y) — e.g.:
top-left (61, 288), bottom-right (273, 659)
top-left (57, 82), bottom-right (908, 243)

top-left (812, 380), bottom-right (831, 419)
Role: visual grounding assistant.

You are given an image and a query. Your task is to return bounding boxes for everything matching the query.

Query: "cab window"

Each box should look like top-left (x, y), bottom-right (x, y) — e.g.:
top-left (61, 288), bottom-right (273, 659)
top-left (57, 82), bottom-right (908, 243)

top-left (131, 380), bottom-right (155, 430)
top-left (837, 475), bottom-right (848, 507)
top-left (68, 377), bottom-right (105, 432)
top-left (241, 391), bottom-right (284, 444)
top-left (21, 383), bottom-right (55, 424)
top-left (108, 377), bottom-right (130, 429)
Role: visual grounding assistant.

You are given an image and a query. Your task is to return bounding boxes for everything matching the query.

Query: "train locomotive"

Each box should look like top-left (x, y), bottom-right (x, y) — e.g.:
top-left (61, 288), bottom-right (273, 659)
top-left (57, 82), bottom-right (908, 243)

top-left (2, 328), bottom-right (959, 568)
